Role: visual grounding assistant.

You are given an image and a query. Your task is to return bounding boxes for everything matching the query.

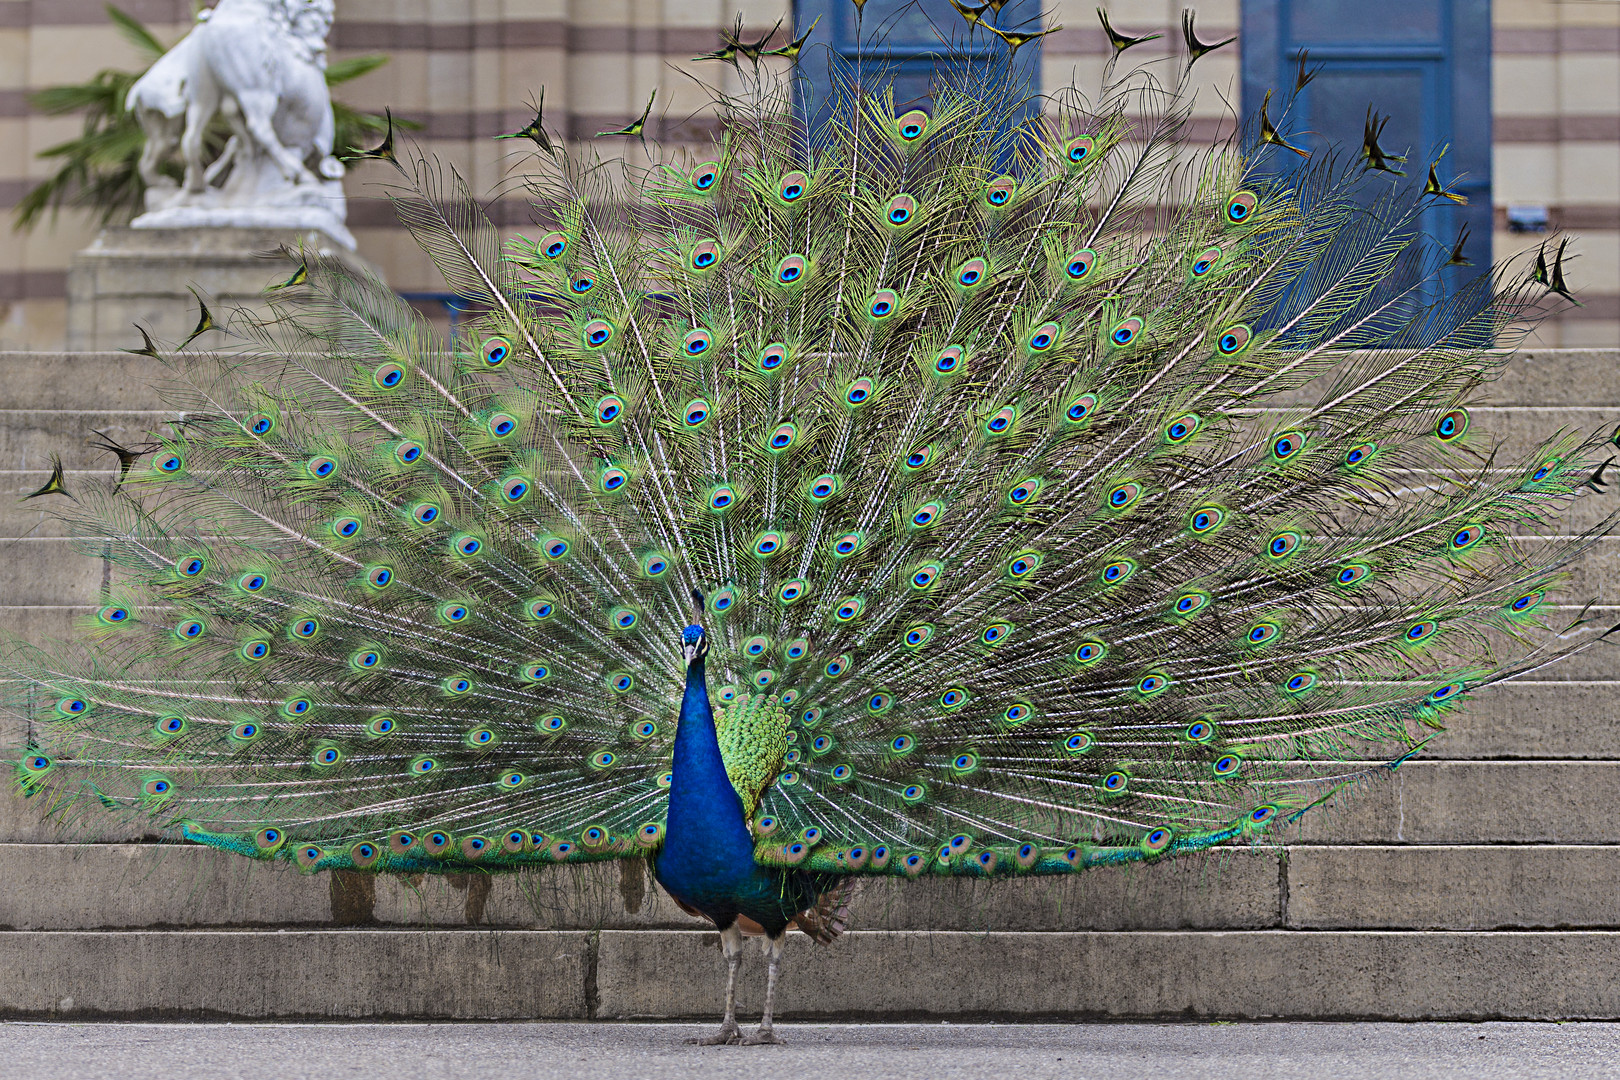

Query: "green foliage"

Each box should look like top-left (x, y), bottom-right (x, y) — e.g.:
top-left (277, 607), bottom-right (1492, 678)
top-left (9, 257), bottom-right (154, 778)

top-left (12, 4), bottom-right (401, 233)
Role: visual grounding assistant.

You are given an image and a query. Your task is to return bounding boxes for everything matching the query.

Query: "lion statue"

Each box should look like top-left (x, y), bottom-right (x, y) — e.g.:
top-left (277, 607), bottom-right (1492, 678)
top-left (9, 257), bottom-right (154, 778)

top-left (127, 0), bottom-right (353, 247)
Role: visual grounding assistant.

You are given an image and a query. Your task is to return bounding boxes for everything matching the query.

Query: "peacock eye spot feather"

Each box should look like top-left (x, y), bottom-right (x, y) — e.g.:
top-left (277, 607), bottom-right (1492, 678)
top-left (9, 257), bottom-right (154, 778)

top-left (1510, 591), bottom-right (1543, 613)
top-left (1268, 531), bottom-right (1301, 558)
top-left (1066, 395), bottom-right (1098, 424)
top-left (481, 336), bottom-right (511, 367)
top-left (1216, 324), bottom-right (1253, 356)
top-left (896, 109), bottom-right (929, 141)
top-left (1165, 414), bottom-right (1200, 443)
top-left (1191, 246), bottom-right (1222, 278)
top-left (682, 330), bottom-right (712, 357)
top-left (1074, 641), bottom-right (1106, 665)
top-left (596, 396), bottom-right (625, 424)
top-left (570, 277), bottom-right (593, 293)
top-left (760, 344), bottom-right (789, 370)
top-left (1336, 564), bottom-right (1370, 585)
top-left (886, 194), bottom-right (916, 225)
top-left (1110, 317), bottom-right (1143, 347)
top-left (769, 423), bottom-right (797, 451)
top-left (1225, 191), bottom-right (1258, 224)
top-left (1065, 136), bottom-right (1095, 163)
top-left (584, 320), bottom-right (614, 348)
top-left (1272, 431), bottom-right (1304, 459)
top-left (690, 240), bottom-right (721, 270)
top-left (775, 255), bottom-right (806, 284)
top-left (1345, 442), bottom-right (1375, 467)
top-left (1436, 408), bottom-right (1469, 441)
top-left (1029, 323), bottom-right (1060, 352)
top-left (778, 172), bottom-right (807, 201)
top-left (1107, 483), bottom-right (1141, 510)
top-left (690, 162), bottom-right (720, 190)
top-left (539, 232), bottom-right (567, 259)
top-left (1101, 559), bottom-right (1135, 585)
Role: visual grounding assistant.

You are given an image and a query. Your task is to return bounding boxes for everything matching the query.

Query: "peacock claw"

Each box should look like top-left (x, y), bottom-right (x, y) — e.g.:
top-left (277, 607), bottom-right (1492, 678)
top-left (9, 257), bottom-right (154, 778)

top-left (742, 1029), bottom-right (785, 1046)
top-left (688, 1022), bottom-right (742, 1045)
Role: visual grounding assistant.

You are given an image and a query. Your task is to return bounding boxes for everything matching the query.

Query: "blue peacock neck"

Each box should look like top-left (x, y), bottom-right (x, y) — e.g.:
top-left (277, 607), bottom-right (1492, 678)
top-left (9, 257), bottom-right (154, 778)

top-left (657, 654), bottom-right (758, 896)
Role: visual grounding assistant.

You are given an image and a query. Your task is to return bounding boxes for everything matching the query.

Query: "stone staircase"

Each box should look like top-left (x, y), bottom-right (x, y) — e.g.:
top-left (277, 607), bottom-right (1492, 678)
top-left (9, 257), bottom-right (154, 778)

top-left (3, 350), bottom-right (1619, 1021)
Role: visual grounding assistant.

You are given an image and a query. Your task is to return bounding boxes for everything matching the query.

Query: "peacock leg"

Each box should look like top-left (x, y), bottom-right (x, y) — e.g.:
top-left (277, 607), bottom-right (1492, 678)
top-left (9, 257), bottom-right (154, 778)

top-left (688, 922), bottom-right (744, 1045)
top-left (741, 932), bottom-right (787, 1045)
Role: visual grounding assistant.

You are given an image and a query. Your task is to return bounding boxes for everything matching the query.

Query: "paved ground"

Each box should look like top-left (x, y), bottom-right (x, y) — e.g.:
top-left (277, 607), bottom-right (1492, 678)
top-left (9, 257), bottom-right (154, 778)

top-left (6, 1021), bottom-right (1620, 1079)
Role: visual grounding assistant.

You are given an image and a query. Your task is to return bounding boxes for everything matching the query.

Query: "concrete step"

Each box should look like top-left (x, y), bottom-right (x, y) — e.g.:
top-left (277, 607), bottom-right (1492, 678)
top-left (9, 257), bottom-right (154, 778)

top-left (4, 927), bottom-right (1620, 1020)
top-left (0, 843), bottom-right (1617, 933)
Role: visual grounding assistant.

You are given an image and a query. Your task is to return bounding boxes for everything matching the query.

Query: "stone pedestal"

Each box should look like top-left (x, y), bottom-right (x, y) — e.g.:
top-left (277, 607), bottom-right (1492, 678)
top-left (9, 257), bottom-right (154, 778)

top-left (65, 226), bottom-right (379, 351)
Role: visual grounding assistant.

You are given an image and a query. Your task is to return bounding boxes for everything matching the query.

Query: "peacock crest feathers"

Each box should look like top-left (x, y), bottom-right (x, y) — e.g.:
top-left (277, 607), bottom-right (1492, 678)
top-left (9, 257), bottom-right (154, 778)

top-left (5, 52), bottom-right (1607, 878)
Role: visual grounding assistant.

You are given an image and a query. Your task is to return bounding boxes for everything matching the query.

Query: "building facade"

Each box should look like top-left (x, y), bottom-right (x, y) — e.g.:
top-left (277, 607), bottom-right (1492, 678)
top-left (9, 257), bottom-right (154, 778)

top-left (0, 0), bottom-right (1613, 347)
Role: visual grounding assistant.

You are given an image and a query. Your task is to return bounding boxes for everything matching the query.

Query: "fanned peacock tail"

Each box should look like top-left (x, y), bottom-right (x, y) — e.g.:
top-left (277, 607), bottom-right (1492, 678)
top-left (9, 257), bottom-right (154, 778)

top-left (6, 53), bottom-right (1609, 879)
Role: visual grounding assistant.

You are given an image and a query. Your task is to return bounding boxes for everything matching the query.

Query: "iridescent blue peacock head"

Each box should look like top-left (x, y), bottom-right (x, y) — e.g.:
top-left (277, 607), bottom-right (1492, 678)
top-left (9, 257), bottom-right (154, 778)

top-left (683, 589), bottom-right (709, 666)
top-left (682, 624), bottom-right (708, 666)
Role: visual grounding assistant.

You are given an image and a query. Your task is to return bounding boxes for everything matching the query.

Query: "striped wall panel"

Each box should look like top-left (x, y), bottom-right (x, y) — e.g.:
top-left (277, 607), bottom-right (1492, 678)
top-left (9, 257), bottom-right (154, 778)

top-left (0, 0), bottom-right (1611, 346)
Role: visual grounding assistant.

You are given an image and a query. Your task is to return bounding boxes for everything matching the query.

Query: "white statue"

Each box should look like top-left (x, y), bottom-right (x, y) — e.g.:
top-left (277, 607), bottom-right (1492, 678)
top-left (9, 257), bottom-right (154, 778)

top-left (126, 0), bottom-right (354, 248)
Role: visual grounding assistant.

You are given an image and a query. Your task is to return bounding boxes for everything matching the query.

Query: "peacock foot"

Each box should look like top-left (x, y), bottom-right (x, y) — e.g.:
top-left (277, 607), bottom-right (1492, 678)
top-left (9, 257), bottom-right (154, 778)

top-left (742, 1028), bottom-right (785, 1046)
top-left (686, 1021), bottom-right (742, 1046)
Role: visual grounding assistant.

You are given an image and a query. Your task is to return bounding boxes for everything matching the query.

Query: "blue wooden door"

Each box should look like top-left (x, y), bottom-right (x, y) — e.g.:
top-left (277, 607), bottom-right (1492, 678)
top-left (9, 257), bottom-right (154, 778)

top-left (792, 0), bottom-right (1042, 138)
top-left (1243, 0), bottom-right (1491, 293)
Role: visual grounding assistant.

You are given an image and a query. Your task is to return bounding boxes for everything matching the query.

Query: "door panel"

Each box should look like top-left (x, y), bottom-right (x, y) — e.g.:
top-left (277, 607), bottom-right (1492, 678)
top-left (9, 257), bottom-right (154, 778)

top-left (1243, 0), bottom-right (1491, 298)
top-left (793, 0), bottom-right (1042, 138)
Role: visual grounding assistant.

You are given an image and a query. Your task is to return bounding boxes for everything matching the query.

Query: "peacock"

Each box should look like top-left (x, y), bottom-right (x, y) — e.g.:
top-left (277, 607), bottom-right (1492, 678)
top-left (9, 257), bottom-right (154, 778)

top-left (4, 7), bottom-right (1605, 1045)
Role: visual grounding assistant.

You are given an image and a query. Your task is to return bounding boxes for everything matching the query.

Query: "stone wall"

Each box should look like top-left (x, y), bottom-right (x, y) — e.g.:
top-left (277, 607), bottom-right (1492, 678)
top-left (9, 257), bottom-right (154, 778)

top-left (0, 348), bottom-right (1618, 1019)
